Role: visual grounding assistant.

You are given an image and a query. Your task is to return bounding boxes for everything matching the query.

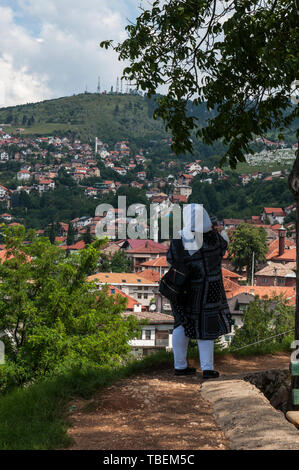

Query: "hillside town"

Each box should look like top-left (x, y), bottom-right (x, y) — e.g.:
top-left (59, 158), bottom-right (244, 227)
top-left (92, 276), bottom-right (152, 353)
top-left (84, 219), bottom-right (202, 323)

top-left (0, 125), bottom-right (298, 357)
top-left (0, 126), bottom-right (297, 208)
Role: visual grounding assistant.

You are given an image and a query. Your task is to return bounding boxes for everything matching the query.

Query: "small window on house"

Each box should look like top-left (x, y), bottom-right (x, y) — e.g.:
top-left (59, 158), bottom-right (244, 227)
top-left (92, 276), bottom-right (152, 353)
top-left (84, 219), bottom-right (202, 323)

top-left (122, 279), bottom-right (127, 283)
top-left (144, 294), bottom-right (148, 299)
top-left (145, 330), bottom-right (151, 340)
top-left (239, 304), bottom-right (247, 311)
top-left (138, 294), bottom-right (142, 299)
top-left (111, 288), bottom-right (115, 294)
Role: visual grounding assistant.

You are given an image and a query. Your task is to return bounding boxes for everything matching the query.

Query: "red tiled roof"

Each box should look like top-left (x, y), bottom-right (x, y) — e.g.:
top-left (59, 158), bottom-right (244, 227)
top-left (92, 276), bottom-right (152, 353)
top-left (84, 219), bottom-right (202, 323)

top-left (223, 278), bottom-right (241, 297)
top-left (263, 207), bottom-right (284, 215)
top-left (127, 245), bottom-right (168, 254)
top-left (267, 238), bottom-right (295, 260)
top-left (107, 286), bottom-right (144, 310)
top-left (140, 256), bottom-right (168, 268)
top-left (272, 248), bottom-right (296, 262)
top-left (55, 236), bottom-right (66, 244)
top-left (88, 272), bottom-right (157, 285)
top-left (222, 268), bottom-right (241, 279)
top-left (139, 269), bottom-right (161, 282)
top-left (60, 240), bottom-right (85, 250)
top-left (0, 249), bottom-right (32, 263)
top-left (122, 310), bottom-right (174, 324)
top-left (229, 285), bottom-right (296, 305)
top-left (124, 239), bottom-right (168, 251)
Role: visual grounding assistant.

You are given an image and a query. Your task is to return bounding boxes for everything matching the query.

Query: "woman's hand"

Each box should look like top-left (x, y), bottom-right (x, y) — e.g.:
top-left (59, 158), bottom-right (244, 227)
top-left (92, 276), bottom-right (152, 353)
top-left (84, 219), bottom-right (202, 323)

top-left (212, 224), bottom-right (224, 234)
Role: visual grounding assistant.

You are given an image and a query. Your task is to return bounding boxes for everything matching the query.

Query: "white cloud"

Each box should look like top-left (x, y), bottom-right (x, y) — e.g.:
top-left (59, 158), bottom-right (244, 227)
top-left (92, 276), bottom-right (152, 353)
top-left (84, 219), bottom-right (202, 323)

top-left (0, 55), bottom-right (50, 107)
top-left (0, 7), bottom-right (51, 106)
top-left (0, 1), bottom-right (140, 106)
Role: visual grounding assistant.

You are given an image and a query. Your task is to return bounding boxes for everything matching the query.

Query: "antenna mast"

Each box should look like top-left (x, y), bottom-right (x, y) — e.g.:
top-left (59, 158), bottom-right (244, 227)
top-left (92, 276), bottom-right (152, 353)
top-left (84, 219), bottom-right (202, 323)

top-left (97, 76), bottom-right (101, 94)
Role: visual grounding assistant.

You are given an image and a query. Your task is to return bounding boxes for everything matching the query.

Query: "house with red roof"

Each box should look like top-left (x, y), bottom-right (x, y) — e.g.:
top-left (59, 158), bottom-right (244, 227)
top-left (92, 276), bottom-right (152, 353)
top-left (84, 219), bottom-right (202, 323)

top-left (17, 170), bottom-right (31, 181)
top-left (172, 194), bottom-right (188, 204)
top-left (124, 240), bottom-right (168, 271)
top-left (266, 235), bottom-right (295, 262)
top-left (38, 179), bottom-right (55, 192)
top-left (0, 213), bottom-right (12, 222)
top-left (223, 219), bottom-right (245, 230)
top-left (107, 285), bottom-right (144, 313)
top-left (88, 272), bottom-right (158, 309)
top-left (59, 240), bottom-right (86, 253)
top-left (124, 309), bottom-right (174, 357)
top-left (255, 262), bottom-right (296, 287)
top-left (261, 207), bottom-right (285, 224)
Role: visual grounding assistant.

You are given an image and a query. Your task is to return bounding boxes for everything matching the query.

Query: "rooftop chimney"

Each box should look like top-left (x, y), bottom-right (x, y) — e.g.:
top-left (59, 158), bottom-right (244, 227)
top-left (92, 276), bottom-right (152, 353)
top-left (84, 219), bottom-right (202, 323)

top-left (278, 226), bottom-right (286, 256)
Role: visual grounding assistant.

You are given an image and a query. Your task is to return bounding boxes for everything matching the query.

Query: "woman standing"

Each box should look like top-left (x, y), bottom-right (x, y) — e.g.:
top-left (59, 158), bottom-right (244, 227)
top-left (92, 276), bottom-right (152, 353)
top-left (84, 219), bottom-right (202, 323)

top-left (167, 203), bottom-right (232, 379)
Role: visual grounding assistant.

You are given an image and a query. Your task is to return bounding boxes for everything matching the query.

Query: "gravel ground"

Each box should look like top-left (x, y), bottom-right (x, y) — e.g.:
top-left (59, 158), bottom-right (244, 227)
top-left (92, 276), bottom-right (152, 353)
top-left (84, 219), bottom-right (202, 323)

top-left (66, 351), bottom-right (292, 450)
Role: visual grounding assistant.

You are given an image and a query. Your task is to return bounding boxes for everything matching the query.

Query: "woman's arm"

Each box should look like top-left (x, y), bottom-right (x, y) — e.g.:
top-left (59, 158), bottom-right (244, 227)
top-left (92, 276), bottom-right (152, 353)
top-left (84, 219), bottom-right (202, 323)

top-left (214, 226), bottom-right (229, 256)
top-left (220, 229), bottom-right (229, 246)
top-left (166, 240), bottom-right (175, 266)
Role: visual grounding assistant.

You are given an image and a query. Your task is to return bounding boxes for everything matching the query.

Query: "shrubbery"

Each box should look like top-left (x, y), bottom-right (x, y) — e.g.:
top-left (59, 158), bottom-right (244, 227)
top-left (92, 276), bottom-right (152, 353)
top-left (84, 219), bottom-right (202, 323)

top-left (230, 295), bottom-right (295, 354)
top-left (0, 226), bottom-right (140, 394)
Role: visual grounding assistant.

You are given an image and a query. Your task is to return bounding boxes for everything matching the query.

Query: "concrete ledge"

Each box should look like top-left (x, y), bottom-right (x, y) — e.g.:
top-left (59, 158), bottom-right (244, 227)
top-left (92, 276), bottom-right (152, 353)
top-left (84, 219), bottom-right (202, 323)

top-left (286, 411), bottom-right (299, 428)
top-left (201, 378), bottom-right (299, 450)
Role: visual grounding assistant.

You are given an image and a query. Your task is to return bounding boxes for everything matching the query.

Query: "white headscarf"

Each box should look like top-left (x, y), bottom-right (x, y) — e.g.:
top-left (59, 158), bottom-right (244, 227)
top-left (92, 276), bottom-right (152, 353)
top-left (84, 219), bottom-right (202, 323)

top-left (179, 203), bottom-right (212, 255)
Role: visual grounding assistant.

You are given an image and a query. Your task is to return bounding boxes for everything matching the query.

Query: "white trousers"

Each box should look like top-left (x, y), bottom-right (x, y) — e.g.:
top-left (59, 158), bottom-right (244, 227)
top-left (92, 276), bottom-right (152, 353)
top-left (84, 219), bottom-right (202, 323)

top-left (172, 325), bottom-right (214, 371)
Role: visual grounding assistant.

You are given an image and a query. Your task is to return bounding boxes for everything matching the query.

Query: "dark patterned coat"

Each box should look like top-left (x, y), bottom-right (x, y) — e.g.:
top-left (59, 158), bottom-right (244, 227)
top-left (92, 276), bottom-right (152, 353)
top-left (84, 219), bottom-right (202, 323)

top-left (166, 229), bottom-right (232, 340)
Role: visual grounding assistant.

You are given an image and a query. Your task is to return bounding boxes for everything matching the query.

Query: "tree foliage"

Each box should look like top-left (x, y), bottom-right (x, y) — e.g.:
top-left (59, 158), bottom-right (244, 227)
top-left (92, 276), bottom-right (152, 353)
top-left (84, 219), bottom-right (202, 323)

top-left (100, 250), bottom-right (132, 273)
top-left (103, 0), bottom-right (298, 167)
top-left (0, 226), bottom-right (140, 393)
top-left (231, 295), bottom-right (294, 352)
top-left (228, 223), bottom-right (267, 281)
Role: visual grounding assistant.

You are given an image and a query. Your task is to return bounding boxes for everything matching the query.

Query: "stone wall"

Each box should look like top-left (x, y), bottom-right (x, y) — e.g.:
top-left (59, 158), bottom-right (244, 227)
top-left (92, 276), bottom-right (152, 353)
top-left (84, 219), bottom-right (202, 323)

top-left (244, 369), bottom-right (292, 413)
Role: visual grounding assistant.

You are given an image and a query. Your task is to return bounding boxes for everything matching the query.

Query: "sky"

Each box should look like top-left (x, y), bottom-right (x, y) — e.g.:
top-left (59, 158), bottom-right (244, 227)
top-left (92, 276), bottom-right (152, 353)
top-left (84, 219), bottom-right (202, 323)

top-left (0, 0), bottom-right (141, 107)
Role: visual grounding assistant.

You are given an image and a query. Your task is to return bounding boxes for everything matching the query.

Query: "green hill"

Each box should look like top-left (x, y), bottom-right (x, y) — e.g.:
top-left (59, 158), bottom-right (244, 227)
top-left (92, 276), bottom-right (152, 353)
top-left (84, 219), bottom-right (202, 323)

top-left (0, 93), bottom-right (168, 145)
top-left (0, 93), bottom-right (297, 157)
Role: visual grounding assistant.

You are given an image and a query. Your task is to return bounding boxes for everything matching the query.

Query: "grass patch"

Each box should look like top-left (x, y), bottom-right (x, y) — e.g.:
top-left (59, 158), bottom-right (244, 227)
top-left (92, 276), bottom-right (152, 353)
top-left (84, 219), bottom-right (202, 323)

top-left (0, 350), bottom-right (172, 450)
top-left (228, 335), bottom-right (293, 357)
top-left (187, 336), bottom-right (293, 359)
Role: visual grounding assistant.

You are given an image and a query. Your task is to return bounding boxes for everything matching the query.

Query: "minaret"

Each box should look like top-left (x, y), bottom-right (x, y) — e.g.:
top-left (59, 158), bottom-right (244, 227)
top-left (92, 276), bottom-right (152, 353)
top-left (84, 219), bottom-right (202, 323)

top-left (97, 77), bottom-right (101, 94)
top-left (278, 226), bottom-right (286, 256)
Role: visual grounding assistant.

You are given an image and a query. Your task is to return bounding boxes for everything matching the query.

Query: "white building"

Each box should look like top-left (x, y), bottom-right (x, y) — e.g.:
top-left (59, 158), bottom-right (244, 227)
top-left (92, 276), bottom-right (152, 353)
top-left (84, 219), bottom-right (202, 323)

top-left (122, 310), bottom-right (174, 357)
top-left (88, 272), bottom-right (158, 309)
top-left (17, 170), bottom-right (31, 181)
top-left (0, 152), bottom-right (9, 161)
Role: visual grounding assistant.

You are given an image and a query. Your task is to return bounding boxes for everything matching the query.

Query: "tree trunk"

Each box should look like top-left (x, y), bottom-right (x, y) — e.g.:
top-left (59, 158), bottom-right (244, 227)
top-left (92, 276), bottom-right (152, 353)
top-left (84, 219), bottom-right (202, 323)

top-left (288, 146), bottom-right (299, 409)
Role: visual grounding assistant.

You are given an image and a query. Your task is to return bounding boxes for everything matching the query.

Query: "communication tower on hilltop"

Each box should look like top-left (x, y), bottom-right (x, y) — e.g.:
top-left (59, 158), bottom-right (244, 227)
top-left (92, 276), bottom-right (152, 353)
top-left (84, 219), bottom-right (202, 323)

top-left (120, 78), bottom-right (123, 94)
top-left (116, 77), bottom-right (120, 94)
top-left (97, 77), bottom-right (101, 94)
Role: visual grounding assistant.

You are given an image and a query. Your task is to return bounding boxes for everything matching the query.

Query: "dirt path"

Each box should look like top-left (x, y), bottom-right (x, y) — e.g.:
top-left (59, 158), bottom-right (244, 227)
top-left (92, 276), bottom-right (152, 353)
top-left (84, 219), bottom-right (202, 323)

top-left (66, 352), bottom-right (290, 450)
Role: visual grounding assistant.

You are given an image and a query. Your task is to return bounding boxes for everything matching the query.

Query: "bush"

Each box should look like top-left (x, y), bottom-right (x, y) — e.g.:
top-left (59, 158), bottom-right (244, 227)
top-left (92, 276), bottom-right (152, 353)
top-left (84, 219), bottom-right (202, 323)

top-left (230, 295), bottom-right (295, 354)
top-left (0, 226), bottom-right (141, 393)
